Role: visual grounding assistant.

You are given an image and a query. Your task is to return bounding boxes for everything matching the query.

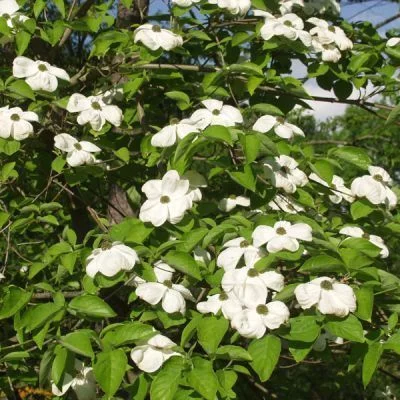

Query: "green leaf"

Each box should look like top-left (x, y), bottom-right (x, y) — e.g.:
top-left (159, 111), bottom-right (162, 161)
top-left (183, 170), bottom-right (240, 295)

top-left (51, 156), bottom-right (66, 173)
top-left (51, 346), bottom-right (69, 387)
top-left (299, 255), bottom-right (347, 273)
top-left (165, 91), bottom-right (190, 104)
top-left (350, 200), bottom-right (375, 220)
top-left (228, 165), bottom-right (256, 192)
top-left (163, 251), bottom-right (202, 280)
top-left (203, 125), bottom-right (233, 146)
top-left (15, 31), bottom-right (31, 56)
top-left (325, 314), bottom-right (365, 343)
top-left (7, 80), bottom-right (35, 100)
top-left (355, 287), bottom-right (374, 322)
top-left (109, 217), bottom-right (153, 244)
top-left (240, 134), bottom-right (260, 164)
top-left (229, 62), bottom-right (264, 77)
top-left (150, 357), bottom-right (184, 400)
top-left (21, 303), bottom-right (64, 332)
top-left (215, 345), bottom-right (252, 361)
top-left (187, 357), bottom-right (218, 400)
top-left (93, 349), bottom-right (127, 397)
top-left (60, 331), bottom-right (94, 358)
top-left (248, 335), bottom-right (281, 382)
top-left (251, 103), bottom-right (283, 116)
top-left (68, 295), bottom-right (116, 318)
top-left (197, 316), bottom-right (228, 354)
top-left (289, 315), bottom-right (321, 342)
top-left (328, 146), bottom-right (371, 170)
top-left (386, 103), bottom-right (400, 125)
top-left (333, 80), bottom-right (353, 100)
top-left (53, 0), bottom-right (65, 17)
top-left (102, 322), bottom-right (156, 347)
top-left (0, 286), bottom-right (32, 320)
top-left (362, 343), bottom-right (383, 387)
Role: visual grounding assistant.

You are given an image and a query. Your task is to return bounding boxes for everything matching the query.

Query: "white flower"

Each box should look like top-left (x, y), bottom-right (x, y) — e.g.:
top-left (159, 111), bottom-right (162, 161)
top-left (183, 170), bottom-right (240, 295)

top-left (85, 241), bottom-right (139, 278)
top-left (189, 99), bottom-right (243, 130)
top-left (54, 133), bottom-right (100, 167)
top-left (13, 57), bottom-right (70, 92)
top-left (218, 195), bottom-right (250, 212)
top-left (197, 292), bottom-right (243, 319)
top-left (131, 334), bottom-right (181, 373)
top-left (311, 38), bottom-right (342, 62)
top-left (253, 115), bottom-right (304, 139)
top-left (351, 166), bottom-right (397, 209)
top-left (66, 93), bottom-right (123, 131)
top-left (0, 272), bottom-right (5, 280)
top-left (172, 0), bottom-right (200, 7)
top-left (294, 276), bottom-right (356, 317)
top-left (255, 12), bottom-right (311, 46)
top-left (387, 37), bottom-right (400, 47)
top-left (134, 24), bottom-right (183, 51)
top-left (209, 0), bottom-right (251, 15)
top-left (182, 170), bottom-right (207, 202)
top-left (52, 360), bottom-right (96, 400)
top-left (217, 237), bottom-right (264, 271)
top-left (0, 107), bottom-right (38, 141)
top-left (135, 261), bottom-right (195, 314)
top-left (151, 120), bottom-right (199, 147)
top-left (309, 173), bottom-right (354, 204)
top-left (339, 226), bottom-right (389, 258)
top-left (279, 0), bottom-right (304, 14)
top-left (263, 155), bottom-right (308, 193)
top-left (0, 0), bottom-right (19, 15)
top-left (313, 331), bottom-right (343, 351)
top-left (139, 170), bottom-right (195, 227)
top-left (308, 18), bottom-right (353, 51)
top-left (193, 246), bottom-right (211, 264)
top-left (268, 194), bottom-right (304, 214)
top-left (252, 221), bottom-right (312, 253)
top-left (222, 266), bottom-right (284, 308)
top-left (231, 301), bottom-right (290, 338)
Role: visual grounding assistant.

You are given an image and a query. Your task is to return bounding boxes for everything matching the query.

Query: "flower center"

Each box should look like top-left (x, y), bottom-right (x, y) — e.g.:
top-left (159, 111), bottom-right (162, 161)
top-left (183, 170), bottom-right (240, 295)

top-left (152, 25), bottom-right (161, 32)
top-left (91, 101), bottom-right (102, 110)
top-left (38, 64), bottom-right (48, 72)
top-left (276, 227), bottom-right (286, 235)
top-left (10, 114), bottom-right (20, 121)
top-left (247, 268), bottom-right (259, 277)
top-left (170, 117), bottom-right (179, 125)
top-left (101, 240), bottom-right (112, 250)
top-left (2, 13), bottom-right (10, 19)
top-left (276, 117), bottom-right (285, 124)
top-left (280, 166), bottom-right (290, 174)
top-left (212, 109), bottom-right (220, 116)
top-left (373, 174), bottom-right (383, 182)
top-left (160, 195), bottom-right (170, 204)
top-left (219, 292), bottom-right (228, 301)
top-left (164, 280), bottom-right (173, 288)
top-left (328, 26), bottom-right (336, 33)
top-left (320, 280), bottom-right (333, 290)
top-left (362, 232), bottom-right (370, 240)
top-left (74, 143), bottom-right (82, 150)
top-left (229, 194), bottom-right (237, 199)
top-left (256, 304), bottom-right (269, 315)
top-left (284, 20), bottom-right (293, 27)
top-left (240, 240), bottom-right (249, 248)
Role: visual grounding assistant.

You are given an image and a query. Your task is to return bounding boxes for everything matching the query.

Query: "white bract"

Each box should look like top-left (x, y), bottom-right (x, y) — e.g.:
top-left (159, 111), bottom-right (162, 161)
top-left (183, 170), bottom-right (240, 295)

top-left (139, 170), bottom-right (196, 227)
top-left (130, 334), bottom-right (181, 373)
top-left (308, 18), bottom-right (353, 51)
top-left (231, 301), bottom-right (290, 338)
top-left (0, 0), bottom-right (28, 28)
top-left (209, 0), bottom-right (251, 15)
top-left (313, 331), bottom-right (343, 352)
top-left (0, 106), bottom-right (38, 141)
top-left (54, 133), bottom-right (100, 167)
top-left (172, 0), bottom-right (200, 7)
top-left (189, 99), bottom-right (243, 130)
top-left (135, 261), bottom-right (194, 314)
top-left (294, 276), bottom-right (357, 317)
top-left (222, 266), bottom-right (284, 307)
top-left (279, 0), bottom-right (304, 14)
top-left (197, 292), bottom-right (243, 319)
top-left (309, 173), bottom-right (354, 204)
top-left (255, 11), bottom-right (311, 46)
top-left (13, 57), bottom-right (70, 92)
top-left (217, 237), bottom-right (264, 270)
top-left (85, 242), bottom-right (139, 278)
top-left (193, 246), bottom-right (211, 264)
top-left (67, 93), bottom-right (122, 131)
top-left (253, 115), bottom-right (304, 139)
top-left (52, 361), bottom-right (96, 400)
top-left (263, 155), bottom-right (308, 193)
top-left (339, 226), bottom-right (389, 258)
top-left (134, 24), bottom-right (183, 51)
top-left (252, 221), bottom-right (312, 253)
top-left (151, 120), bottom-right (199, 147)
top-left (351, 166), bottom-right (397, 209)
top-left (387, 37), bottom-right (400, 47)
top-left (182, 170), bottom-right (207, 202)
top-left (311, 38), bottom-right (342, 62)
top-left (268, 194), bottom-right (304, 214)
top-left (218, 195), bottom-right (250, 212)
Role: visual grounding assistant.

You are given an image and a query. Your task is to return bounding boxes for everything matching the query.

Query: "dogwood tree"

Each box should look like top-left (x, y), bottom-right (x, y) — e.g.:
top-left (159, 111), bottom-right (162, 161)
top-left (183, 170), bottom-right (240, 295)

top-left (0, 0), bottom-right (400, 398)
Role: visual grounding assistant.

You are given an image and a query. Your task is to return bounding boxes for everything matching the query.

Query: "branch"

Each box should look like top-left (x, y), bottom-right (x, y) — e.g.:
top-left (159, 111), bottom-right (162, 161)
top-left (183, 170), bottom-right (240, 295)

top-left (32, 291), bottom-right (83, 300)
top-left (375, 12), bottom-right (400, 29)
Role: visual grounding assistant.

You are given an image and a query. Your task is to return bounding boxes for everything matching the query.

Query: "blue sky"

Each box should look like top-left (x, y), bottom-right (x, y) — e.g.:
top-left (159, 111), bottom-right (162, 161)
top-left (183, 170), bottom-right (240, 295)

top-left (148, 0), bottom-right (400, 120)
